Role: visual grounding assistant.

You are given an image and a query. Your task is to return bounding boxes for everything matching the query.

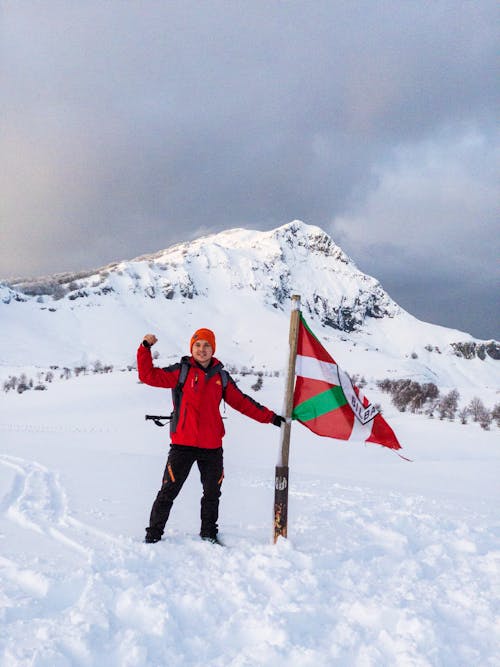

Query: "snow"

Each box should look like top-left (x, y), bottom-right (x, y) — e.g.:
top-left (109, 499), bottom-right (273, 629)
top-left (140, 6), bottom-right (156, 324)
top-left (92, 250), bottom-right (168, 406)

top-left (1, 221), bottom-right (499, 664)
top-left (1, 371), bottom-right (499, 667)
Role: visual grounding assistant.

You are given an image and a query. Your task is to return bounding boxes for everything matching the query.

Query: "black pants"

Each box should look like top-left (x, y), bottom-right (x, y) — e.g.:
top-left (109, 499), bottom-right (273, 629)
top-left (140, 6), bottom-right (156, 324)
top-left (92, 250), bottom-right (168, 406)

top-left (146, 445), bottom-right (224, 540)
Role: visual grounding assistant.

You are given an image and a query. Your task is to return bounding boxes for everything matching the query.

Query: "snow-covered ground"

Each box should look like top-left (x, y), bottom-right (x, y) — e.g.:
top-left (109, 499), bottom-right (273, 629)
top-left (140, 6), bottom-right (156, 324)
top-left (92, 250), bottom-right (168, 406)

top-left (1, 371), bottom-right (499, 667)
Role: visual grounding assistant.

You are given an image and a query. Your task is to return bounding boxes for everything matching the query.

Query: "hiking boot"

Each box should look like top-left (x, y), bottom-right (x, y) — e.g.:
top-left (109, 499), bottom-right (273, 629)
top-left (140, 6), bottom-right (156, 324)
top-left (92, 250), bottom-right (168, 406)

top-left (144, 534), bottom-right (161, 544)
top-left (200, 535), bottom-right (224, 546)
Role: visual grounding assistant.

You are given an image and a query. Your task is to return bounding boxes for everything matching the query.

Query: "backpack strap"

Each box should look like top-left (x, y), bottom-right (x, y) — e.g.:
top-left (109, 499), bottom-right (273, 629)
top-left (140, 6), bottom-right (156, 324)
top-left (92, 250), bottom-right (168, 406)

top-left (170, 359), bottom-right (190, 435)
top-left (176, 359), bottom-right (190, 391)
top-left (220, 369), bottom-right (229, 400)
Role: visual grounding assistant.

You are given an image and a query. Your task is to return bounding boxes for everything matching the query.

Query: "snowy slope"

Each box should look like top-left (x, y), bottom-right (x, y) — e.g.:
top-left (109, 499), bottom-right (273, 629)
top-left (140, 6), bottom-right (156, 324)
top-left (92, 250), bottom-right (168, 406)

top-left (1, 221), bottom-right (498, 399)
top-left (1, 220), bottom-right (499, 665)
top-left (0, 372), bottom-right (499, 667)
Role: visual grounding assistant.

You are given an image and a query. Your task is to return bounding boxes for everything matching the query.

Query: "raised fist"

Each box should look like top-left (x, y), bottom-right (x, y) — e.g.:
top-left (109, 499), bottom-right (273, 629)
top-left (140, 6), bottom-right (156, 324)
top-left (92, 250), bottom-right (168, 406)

top-left (143, 334), bottom-right (158, 347)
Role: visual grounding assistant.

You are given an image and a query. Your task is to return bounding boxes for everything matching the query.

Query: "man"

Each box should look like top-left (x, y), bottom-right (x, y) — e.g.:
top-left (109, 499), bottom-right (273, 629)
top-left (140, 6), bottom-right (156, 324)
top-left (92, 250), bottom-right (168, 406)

top-left (137, 328), bottom-right (284, 544)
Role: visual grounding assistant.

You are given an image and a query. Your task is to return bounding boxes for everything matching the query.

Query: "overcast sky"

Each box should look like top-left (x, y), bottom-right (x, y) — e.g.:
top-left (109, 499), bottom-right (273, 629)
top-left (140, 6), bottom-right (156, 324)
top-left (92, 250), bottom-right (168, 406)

top-left (1, 1), bottom-right (498, 339)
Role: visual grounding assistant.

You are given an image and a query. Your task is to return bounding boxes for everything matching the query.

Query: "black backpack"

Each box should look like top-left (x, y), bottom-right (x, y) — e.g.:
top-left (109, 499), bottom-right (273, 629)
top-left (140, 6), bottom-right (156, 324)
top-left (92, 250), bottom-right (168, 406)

top-left (169, 357), bottom-right (229, 435)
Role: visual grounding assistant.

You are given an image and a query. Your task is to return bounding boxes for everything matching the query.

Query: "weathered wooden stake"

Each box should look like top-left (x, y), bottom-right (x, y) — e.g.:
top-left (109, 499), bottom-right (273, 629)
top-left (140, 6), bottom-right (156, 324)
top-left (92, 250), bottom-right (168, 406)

top-left (273, 294), bottom-right (301, 543)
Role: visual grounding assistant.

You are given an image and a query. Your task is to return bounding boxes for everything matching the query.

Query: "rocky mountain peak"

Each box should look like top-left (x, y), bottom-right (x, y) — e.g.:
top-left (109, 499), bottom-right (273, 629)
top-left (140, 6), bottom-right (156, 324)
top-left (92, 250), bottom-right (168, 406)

top-left (1, 221), bottom-right (399, 333)
top-left (271, 220), bottom-right (350, 263)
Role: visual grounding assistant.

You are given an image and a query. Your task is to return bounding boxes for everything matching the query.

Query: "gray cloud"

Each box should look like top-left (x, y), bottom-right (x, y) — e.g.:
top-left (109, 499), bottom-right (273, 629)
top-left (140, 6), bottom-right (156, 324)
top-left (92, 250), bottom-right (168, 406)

top-left (1, 1), bottom-right (498, 337)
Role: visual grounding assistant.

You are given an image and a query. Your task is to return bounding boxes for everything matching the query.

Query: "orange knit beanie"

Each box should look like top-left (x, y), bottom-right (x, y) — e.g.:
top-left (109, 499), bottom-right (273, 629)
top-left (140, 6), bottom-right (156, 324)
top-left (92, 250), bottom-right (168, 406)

top-left (190, 328), bottom-right (216, 353)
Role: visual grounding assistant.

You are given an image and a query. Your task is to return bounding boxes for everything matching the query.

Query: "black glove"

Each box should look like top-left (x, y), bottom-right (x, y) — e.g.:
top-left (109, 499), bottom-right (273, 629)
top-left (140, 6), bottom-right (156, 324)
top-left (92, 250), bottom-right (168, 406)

top-left (272, 414), bottom-right (286, 427)
top-left (142, 340), bottom-right (151, 349)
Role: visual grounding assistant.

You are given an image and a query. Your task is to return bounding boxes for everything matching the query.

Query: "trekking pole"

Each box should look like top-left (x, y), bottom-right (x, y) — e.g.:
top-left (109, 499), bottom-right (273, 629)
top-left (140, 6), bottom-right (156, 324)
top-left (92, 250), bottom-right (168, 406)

top-left (145, 415), bottom-right (172, 427)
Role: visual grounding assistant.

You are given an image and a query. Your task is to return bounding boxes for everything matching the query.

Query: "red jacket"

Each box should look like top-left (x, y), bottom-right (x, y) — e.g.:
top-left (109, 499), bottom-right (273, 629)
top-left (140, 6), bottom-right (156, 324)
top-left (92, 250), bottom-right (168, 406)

top-left (137, 344), bottom-right (276, 448)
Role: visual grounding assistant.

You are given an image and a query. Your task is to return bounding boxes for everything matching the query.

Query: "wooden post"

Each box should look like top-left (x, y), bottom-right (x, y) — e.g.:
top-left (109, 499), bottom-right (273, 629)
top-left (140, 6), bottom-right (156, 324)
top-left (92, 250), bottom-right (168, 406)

top-left (273, 294), bottom-right (301, 543)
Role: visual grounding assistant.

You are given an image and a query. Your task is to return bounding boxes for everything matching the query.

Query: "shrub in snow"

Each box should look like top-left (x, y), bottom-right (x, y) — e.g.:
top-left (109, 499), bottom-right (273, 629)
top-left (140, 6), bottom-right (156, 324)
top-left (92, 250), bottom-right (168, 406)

top-left (438, 390), bottom-right (460, 421)
top-left (3, 376), bottom-right (18, 392)
top-left (378, 378), bottom-right (442, 417)
top-left (420, 383), bottom-right (439, 405)
top-left (467, 397), bottom-right (494, 430)
top-left (17, 375), bottom-right (30, 393)
top-left (468, 397), bottom-right (487, 422)
top-left (251, 375), bottom-right (264, 392)
top-left (479, 410), bottom-right (492, 431)
top-left (492, 404), bottom-right (500, 428)
top-left (349, 374), bottom-right (367, 388)
top-left (426, 399), bottom-right (439, 418)
top-left (387, 379), bottom-right (439, 414)
top-left (377, 378), bottom-right (393, 393)
top-left (93, 360), bottom-right (103, 374)
top-left (458, 407), bottom-right (469, 425)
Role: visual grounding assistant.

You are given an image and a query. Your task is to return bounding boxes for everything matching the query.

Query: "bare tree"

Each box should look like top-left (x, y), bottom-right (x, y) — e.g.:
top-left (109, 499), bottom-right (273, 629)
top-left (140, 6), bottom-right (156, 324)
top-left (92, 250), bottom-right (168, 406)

top-left (468, 397), bottom-right (486, 422)
top-left (438, 390), bottom-right (460, 421)
top-left (458, 407), bottom-right (469, 425)
top-left (492, 404), bottom-right (500, 428)
top-left (93, 360), bottom-right (103, 374)
top-left (479, 409), bottom-right (492, 431)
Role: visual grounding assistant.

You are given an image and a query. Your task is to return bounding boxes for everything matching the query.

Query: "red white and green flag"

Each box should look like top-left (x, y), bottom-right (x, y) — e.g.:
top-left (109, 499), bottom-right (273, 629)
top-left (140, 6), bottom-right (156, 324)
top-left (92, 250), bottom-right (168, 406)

top-left (292, 313), bottom-right (402, 451)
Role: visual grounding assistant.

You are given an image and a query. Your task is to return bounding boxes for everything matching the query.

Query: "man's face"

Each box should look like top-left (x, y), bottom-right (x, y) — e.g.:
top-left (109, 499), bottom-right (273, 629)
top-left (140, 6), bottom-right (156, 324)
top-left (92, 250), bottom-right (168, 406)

top-left (192, 339), bottom-right (214, 367)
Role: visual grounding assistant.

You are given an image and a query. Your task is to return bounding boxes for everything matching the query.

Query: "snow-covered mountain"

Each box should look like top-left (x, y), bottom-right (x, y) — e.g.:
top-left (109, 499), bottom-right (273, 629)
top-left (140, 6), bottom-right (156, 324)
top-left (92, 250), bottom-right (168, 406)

top-left (1, 221), bottom-right (498, 395)
top-left (1, 223), bottom-right (499, 666)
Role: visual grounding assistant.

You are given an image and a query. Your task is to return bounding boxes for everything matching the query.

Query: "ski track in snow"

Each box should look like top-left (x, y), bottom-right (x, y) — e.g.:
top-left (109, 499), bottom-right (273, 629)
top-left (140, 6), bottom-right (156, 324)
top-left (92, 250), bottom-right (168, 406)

top-left (1, 452), bottom-right (499, 667)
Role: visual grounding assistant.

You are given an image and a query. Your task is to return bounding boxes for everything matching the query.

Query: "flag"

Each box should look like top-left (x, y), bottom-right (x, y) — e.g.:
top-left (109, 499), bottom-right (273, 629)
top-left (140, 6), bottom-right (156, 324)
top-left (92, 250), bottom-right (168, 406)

top-left (292, 313), bottom-right (402, 450)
